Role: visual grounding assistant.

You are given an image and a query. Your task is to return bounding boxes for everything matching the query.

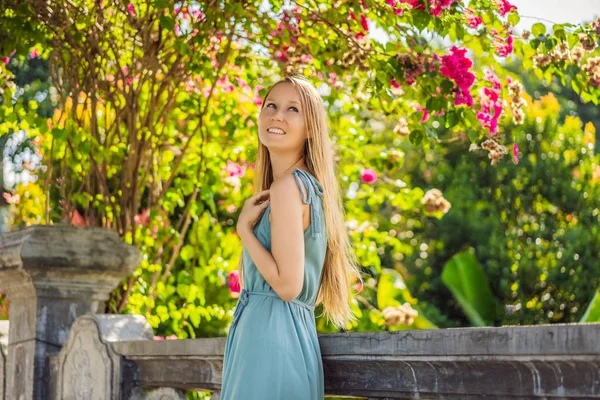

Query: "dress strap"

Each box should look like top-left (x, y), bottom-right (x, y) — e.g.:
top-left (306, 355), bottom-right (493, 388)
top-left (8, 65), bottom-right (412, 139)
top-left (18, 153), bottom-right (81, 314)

top-left (292, 168), bottom-right (324, 238)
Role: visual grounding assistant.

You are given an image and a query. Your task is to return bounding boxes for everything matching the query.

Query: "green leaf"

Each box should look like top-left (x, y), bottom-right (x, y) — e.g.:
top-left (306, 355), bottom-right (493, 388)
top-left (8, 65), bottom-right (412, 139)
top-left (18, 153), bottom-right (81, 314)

top-left (580, 289), bottom-right (600, 322)
top-left (160, 16), bottom-right (175, 31)
top-left (553, 25), bottom-right (566, 41)
top-left (413, 11), bottom-right (430, 31)
top-left (581, 91), bottom-right (593, 103)
top-left (441, 251), bottom-right (498, 326)
top-left (409, 129), bottom-right (424, 146)
top-left (532, 22), bottom-right (546, 37)
top-left (180, 245), bottom-right (195, 261)
top-left (507, 12), bottom-right (520, 27)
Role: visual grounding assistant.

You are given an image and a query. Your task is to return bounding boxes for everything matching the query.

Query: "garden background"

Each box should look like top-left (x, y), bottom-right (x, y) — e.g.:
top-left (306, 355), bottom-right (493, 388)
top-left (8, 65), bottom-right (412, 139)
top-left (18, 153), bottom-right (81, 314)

top-left (1, 0), bottom-right (600, 397)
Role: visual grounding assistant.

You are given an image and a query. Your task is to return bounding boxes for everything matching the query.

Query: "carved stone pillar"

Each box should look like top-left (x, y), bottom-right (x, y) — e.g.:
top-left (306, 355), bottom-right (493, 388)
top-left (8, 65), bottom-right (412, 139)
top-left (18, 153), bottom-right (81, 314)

top-left (49, 314), bottom-right (153, 400)
top-left (0, 225), bottom-right (141, 400)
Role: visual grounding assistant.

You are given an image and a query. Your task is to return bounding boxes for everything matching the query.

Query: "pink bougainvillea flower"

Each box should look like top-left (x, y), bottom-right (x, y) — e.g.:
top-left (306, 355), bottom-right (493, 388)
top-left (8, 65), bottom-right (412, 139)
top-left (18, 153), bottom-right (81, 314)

top-left (361, 168), bottom-right (378, 184)
top-left (390, 77), bottom-right (401, 88)
top-left (229, 270), bottom-right (241, 294)
top-left (495, 35), bottom-right (514, 57)
top-left (465, 8), bottom-right (482, 28)
top-left (495, 0), bottom-right (517, 16)
top-left (484, 69), bottom-right (502, 91)
top-left (253, 85), bottom-right (264, 106)
top-left (134, 208), bottom-right (150, 226)
top-left (476, 70), bottom-right (504, 134)
top-left (127, 3), bottom-right (136, 15)
top-left (70, 210), bottom-right (85, 227)
top-left (2, 57), bottom-right (9, 65)
top-left (513, 143), bottom-right (519, 164)
top-left (227, 204), bottom-right (236, 213)
top-left (29, 47), bottom-right (39, 59)
top-left (440, 46), bottom-right (476, 106)
top-left (360, 14), bottom-right (369, 31)
top-left (386, 0), bottom-right (404, 15)
top-left (415, 104), bottom-right (430, 122)
top-left (429, 0), bottom-right (456, 17)
top-left (225, 160), bottom-right (246, 178)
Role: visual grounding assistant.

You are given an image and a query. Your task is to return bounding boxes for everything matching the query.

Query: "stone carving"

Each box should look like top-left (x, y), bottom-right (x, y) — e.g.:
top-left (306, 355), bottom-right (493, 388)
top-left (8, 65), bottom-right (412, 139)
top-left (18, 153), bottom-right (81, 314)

top-left (52, 314), bottom-right (153, 400)
top-left (57, 318), bottom-right (117, 400)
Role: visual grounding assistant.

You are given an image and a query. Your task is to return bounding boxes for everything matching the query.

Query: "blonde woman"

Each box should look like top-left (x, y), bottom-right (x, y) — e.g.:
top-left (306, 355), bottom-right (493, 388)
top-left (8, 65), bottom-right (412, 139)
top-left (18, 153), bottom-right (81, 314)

top-left (221, 74), bottom-right (362, 399)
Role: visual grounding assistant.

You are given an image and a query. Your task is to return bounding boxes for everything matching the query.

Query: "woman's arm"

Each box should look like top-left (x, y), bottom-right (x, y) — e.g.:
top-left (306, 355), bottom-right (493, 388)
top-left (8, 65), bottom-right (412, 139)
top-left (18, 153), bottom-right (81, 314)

top-left (239, 174), bottom-right (305, 301)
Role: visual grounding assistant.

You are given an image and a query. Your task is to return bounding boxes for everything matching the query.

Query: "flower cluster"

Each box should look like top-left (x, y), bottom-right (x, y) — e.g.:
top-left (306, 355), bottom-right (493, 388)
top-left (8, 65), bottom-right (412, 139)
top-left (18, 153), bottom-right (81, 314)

top-left (394, 53), bottom-right (427, 85)
top-left (429, 0), bottom-right (457, 17)
top-left (477, 69), bottom-right (504, 134)
top-left (507, 77), bottom-right (526, 125)
top-left (491, 29), bottom-right (514, 57)
top-left (465, 8), bottom-right (482, 29)
top-left (440, 46), bottom-right (476, 106)
top-left (582, 57), bottom-right (600, 87)
top-left (393, 117), bottom-right (410, 136)
top-left (361, 168), bottom-right (378, 183)
top-left (480, 138), bottom-right (507, 166)
top-left (494, 0), bottom-right (517, 16)
top-left (421, 188), bottom-right (451, 215)
top-left (591, 17), bottom-right (600, 35)
top-left (579, 33), bottom-right (598, 52)
top-left (382, 303), bottom-right (419, 326)
top-left (229, 270), bottom-right (241, 295)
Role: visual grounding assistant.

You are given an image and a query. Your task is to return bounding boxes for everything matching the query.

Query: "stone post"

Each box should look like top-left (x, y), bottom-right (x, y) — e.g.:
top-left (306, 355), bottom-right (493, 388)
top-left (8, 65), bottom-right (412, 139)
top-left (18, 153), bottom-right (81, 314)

top-left (0, 225), bottom-right (141, 400)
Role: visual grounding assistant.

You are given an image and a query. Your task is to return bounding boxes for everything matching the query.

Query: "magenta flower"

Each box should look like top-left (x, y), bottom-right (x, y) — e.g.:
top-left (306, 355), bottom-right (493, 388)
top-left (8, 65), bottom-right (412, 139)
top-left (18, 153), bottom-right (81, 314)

top-left (429, 0), bottom-right (456, 17)
top-left (465, 8), bottom-right (482, 28)
top-left (229, 270), bottom-right (241, 294)
top-left (225, 160), bottom-right (246, 178)
top-left (360, 14), bottom-right (369, 31)
top-left (495, 35), bottom-right (514, 57)
top-left (495, 0), bottom-right (517, 16)
top-left (361, 168), bottom-right (378, 184)
top-left (476, 70), bottom-right (504, 135)
top-left (2, 57), bottom-right (9, 65)
top-left (513, 143), bottom-right (519, 164)
top-left (415, 104), bottom-right (430, 122)
top-left (440, 46), bottom-right (476, 106)
top-left (127, 3), bottom-right (136, 15)
top-left (29, 47), bottom-right (39, 59)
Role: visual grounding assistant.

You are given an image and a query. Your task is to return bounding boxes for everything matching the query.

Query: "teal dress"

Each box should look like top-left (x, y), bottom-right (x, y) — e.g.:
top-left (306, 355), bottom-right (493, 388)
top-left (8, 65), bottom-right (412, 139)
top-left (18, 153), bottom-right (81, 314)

top-left (221, 168), bottom-right (327, 400)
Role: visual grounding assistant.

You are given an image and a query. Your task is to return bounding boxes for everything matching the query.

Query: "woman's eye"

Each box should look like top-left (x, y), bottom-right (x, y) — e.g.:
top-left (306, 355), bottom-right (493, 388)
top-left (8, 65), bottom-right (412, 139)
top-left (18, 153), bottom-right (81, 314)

top-left (267, 103), bottom-right (298, 112)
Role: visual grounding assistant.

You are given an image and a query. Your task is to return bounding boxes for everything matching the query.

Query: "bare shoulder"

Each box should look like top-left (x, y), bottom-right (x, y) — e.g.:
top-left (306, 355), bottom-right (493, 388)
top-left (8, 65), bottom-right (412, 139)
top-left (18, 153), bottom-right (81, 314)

top-left (268, 173), bottom-right (310, 227)
top-left (269, 173), bottom-right (300, 198)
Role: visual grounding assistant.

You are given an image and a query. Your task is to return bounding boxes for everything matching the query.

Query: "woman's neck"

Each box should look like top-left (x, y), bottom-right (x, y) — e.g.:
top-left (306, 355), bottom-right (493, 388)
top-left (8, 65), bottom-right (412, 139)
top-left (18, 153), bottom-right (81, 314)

top-left (270, 155), bottom-right (305, 180)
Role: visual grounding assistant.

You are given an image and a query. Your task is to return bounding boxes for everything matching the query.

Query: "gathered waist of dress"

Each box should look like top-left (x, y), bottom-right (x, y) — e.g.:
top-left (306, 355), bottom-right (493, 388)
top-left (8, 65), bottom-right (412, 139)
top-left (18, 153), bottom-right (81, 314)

top-left (239, 288), bottom-right (315, 312)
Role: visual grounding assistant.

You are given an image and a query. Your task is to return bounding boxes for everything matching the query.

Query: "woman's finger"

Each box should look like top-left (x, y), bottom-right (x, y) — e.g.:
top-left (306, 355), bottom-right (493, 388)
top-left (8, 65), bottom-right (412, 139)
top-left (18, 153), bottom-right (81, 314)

top-left (253, 189), bottom-right (270, 198)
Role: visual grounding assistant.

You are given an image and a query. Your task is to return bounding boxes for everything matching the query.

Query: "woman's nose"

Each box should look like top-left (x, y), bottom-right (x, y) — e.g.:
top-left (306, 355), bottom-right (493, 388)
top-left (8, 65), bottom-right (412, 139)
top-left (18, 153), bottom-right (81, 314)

top-left (271, 112), bottom-right (284, 121)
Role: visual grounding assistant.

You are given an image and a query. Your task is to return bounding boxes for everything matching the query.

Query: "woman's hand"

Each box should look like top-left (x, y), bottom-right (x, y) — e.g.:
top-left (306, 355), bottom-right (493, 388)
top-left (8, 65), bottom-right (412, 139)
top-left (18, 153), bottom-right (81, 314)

top-left (236, 189), bottom-right (270, 237)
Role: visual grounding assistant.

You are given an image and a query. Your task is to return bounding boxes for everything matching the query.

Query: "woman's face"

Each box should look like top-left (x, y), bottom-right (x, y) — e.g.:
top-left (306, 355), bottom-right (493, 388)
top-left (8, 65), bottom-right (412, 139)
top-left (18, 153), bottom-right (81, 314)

top-left (258, 82), bottom-right (307, 153)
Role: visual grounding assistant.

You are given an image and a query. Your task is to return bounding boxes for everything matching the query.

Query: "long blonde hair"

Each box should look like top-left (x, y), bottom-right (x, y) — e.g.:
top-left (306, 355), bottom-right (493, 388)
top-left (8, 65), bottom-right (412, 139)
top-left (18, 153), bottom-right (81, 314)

top-left (237, 74), bottom-right (363, 331)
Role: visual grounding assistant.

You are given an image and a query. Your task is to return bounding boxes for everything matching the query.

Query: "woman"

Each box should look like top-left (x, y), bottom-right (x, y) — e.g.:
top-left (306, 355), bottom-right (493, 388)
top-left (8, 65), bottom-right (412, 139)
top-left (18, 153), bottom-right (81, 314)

top-left (221, 74), bottom-right (362, 399)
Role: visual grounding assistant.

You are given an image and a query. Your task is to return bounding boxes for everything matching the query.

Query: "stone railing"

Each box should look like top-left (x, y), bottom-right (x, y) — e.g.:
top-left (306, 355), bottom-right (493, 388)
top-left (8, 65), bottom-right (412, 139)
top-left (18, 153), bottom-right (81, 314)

top-left (1, 225), bottom-right (599, 399)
